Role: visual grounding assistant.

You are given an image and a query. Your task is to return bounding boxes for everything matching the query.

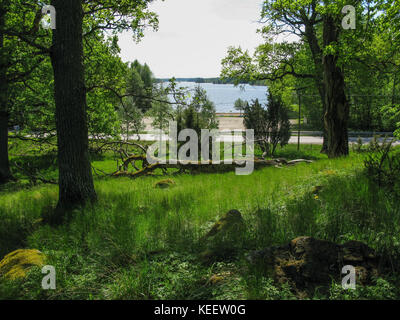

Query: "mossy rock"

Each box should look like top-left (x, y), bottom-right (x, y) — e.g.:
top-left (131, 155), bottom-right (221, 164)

top-left (248, 236), bottom-right (382, 297)
top-left (0, 249), bottom-right (46, 280)
top-left (200, 210), bottom-right (245, 263)
top-left (154, 179), bottom-right (176, 189)
top-left (201, 210), bottom-right (244, 241)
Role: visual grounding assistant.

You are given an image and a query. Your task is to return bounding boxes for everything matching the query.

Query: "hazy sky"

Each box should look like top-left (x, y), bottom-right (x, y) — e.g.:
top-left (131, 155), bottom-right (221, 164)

top-left (118, 0), bottom-right (265, 78)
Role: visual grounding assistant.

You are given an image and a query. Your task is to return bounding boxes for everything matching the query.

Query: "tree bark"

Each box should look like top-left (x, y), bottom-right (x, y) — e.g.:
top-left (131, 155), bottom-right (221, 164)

top-left (323, 15), bottom-right (349, 158)
top-left (304, 21), bottom-right (328, 153)
top-left (50, 0), bottom-right (96, 210)
top-left (0, 1), bottom-right (13, 184)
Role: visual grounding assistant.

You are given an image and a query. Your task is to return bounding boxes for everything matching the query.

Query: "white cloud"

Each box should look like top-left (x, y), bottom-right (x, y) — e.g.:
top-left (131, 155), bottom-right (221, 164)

top-left (118, 0), bottom-right (265, 78)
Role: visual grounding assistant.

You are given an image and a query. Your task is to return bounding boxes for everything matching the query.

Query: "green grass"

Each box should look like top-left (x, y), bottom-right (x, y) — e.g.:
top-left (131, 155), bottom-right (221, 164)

top-left (1, 144), bottom-right (400, 300)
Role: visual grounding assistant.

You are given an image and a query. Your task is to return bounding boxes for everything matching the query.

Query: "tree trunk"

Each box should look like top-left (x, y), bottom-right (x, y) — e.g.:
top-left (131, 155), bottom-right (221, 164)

top-left (50, 0), bottom-right (96, 211)
top-left (304, 22), bottom-right (328, 153)
top-left (323, 15), bottom-right (349, 158)
top-left (0, 2), bottom-right (12, 184)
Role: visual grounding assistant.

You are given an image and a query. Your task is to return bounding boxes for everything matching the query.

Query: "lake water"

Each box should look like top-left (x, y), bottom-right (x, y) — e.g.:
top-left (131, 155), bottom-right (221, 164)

top-left (177, 82), bottom-right (268, 113)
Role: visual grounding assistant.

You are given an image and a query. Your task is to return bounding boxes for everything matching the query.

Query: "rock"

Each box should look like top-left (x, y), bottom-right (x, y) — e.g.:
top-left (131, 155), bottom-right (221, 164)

top-left (248, 236), bottom-right (381, 297)
top-left (201, 210), bottom-right (244, 241)
top-left (340, 240), bottom-right (377, 262)
top-left (154, 179), bottom-right (175, 189)
top-left (200, 210), bottom-right (245, 263)
top-left (287, 237), bottom-right (340, 284)
top-left (0, 249), bottom-right (46, 280)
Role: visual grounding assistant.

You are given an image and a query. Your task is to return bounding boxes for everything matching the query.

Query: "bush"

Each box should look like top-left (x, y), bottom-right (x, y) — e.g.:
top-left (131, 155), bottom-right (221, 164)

top-left (243, 94), bottom-right (291, 157)
top-left (364, 142), bottom-right (400, 193)
top-left (351, 136), bottom-right (364, 153)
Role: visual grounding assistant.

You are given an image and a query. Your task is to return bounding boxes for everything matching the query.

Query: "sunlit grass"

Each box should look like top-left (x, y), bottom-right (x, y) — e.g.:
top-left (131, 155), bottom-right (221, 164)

top-left (1, 145), bottom-right (400, 300)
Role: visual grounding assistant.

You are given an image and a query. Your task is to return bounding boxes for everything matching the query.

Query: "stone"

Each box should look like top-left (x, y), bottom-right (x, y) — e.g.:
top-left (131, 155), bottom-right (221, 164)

top-left (154, 179), bottom-right (176, 189)
top-left (340, 240), bottom-right (377, 262)
top-left (201, 210), bottom-right (244, 241)
top-left (248, 236), bottom-right (381, 297)
top-left (200, 210), bottom-right (245, 263)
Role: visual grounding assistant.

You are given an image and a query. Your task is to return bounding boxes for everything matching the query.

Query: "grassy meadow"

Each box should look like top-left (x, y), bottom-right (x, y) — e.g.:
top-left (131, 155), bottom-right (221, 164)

top-left (1, 142), bottom-right (400, 300)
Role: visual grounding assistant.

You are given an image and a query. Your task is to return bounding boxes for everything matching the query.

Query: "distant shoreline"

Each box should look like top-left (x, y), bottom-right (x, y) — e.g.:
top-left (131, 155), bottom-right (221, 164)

top-left (156, 78), bottom-right (267, 86)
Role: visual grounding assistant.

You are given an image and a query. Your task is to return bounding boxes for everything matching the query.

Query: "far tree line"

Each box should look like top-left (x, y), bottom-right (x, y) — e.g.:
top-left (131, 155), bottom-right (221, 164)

top-left (156, 77), bottom-right (267, 86)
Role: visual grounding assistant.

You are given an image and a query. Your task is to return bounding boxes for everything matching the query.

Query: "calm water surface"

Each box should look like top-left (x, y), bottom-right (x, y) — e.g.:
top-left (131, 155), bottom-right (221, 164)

top-left (177, 82), bottom-right (268, 113)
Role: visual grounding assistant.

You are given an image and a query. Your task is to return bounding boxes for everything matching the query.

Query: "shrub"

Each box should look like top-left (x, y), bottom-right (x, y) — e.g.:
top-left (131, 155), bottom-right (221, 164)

top-left (351, 136), bottom-right (364, 153)
top-left (364, 142), bottom-right (400, 193)
top-left (243, 93), bottom-right (291, 157)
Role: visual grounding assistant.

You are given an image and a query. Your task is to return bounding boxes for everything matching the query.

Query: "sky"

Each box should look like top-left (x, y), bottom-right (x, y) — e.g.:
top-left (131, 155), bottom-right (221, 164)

top-left (118, 0), bottom-right (265, 78)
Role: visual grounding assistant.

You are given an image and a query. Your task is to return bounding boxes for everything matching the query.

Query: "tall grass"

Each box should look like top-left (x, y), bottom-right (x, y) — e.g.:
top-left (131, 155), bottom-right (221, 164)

top-left (1, 147), bottom-right (400, 299)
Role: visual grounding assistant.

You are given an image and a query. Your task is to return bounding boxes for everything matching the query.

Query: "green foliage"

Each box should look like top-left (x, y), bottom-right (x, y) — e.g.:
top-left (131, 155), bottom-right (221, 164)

top-left (3, 0), bottom-right (160, 169)
top-left (268, 93), bottom-right (291, 153)
top-left (351, 136), bottom-right (364, 153)
top-left (148, 85), bottom-right (173, 132)
top-left (2, 146), bottom-right (400, 299)
top-left (329, 277), bottom-right (400, 300)
top-left (234, 98), bottom-right (248, 115)
top-left (364, 142), bottom-right (400, 193)
top-left (128, 60), bottom-right (156, 113)
top-left (177, 86), bottom-right (219, 134)
top-left (381, 104), bottom-right (400, 136)
top-left (244, 94), bottom-right (291, 156)
top-left (3, 0), bottom-right (400, 301)
top-left (222, 0), bottom-right (400, 133)
top-left (243, 276), bottom-right (295, 300)
top-left (243, 99), bottom-right (269, 153)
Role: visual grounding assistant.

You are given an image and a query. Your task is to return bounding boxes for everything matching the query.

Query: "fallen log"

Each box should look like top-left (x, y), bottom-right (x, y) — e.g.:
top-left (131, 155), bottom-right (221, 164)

top-left (111, 158), bottom-right (314, 178)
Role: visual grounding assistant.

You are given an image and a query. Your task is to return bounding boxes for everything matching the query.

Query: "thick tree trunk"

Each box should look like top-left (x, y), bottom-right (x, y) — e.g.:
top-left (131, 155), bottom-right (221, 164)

top-left (317, 83), bottom-right (329, 154)
top-left (323, 16), bottom-right (349, 158)
top-left (0, 2), bottom-right (12, 184)
top-left (50, 0), bottom-right (96, 210)
top-left (304, 22), bottom-right (328, 153)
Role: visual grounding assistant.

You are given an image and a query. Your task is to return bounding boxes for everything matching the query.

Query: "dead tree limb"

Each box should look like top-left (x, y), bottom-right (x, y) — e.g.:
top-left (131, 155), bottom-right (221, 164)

top-left (111, 158), bottom-right (314, 179)
top-left (13, 161), bottom-right (57, 185)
